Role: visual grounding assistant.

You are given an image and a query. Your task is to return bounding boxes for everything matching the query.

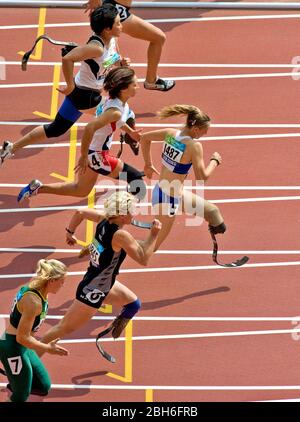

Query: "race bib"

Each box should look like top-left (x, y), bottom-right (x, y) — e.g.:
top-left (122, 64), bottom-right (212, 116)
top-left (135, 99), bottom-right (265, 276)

top-left (89, 151), bottom-right (103, 170)
top-left (162, 135), bottom-right (186, 164)
top-left (89, 238), bottom-right (105, 267)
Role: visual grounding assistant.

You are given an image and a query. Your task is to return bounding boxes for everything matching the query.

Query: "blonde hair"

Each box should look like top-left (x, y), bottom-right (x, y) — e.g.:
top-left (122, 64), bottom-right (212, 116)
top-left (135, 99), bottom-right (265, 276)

top-left (29, 259), bottom-right (67, 290)
top-left (104, 191), bottom-right (136, 218)
top-left (157, 104), bottom-right (210, 128)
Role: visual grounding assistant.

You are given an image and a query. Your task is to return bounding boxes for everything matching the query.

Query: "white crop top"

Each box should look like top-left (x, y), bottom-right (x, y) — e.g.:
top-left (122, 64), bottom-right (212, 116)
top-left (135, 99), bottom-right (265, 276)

top-left (90, 97), bottom-right (130, 151)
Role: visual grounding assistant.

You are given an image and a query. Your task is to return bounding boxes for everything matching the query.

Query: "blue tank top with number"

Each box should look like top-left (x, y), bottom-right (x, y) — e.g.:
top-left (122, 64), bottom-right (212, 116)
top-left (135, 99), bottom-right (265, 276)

top-left (161, 131), bottom-right (193, 175)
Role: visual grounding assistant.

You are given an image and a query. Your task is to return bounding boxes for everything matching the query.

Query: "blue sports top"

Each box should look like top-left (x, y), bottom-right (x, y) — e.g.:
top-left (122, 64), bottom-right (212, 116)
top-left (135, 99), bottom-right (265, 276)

top-left (161, 131), bottom-right (193, 175)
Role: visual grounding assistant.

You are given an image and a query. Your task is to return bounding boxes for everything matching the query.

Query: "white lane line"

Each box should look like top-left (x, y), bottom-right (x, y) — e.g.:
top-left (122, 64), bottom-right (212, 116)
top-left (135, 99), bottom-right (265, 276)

top-left (1, 314), bottom-right (300, 322)
top-left (1, 261), bottom-right (300, 279)
top-left (56, 327), bottom-right (300, 344)
top-left (1, 184), bottom-right (300, 190)
top-left (1, 382), bottom-right (300, 391)
top-left (1, 61), bottom-right (298, 68)
top-left (1, 248), bottom-right (300, 255)
top-left (0, 196), bottom-right (299, 213)
top-left (1, 132), bottom-right (300, 148)
top-left (1, 73), bottom-right (300, 88)
top-left (2, 121), bottom-right (300, 128)
top-left (254, 398), bottom-right (300, 402)
top-left (211, 196), bottom-right (300, 204)
top-left (2, 184), bottom-right (300, 190)
top-left (2, 14), bottom-right (300, 30)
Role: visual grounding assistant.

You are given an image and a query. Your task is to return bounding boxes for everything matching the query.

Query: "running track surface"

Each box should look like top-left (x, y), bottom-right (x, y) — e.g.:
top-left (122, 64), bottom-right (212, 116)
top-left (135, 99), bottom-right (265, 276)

top-left (1, 2), bottom-right (300, 402)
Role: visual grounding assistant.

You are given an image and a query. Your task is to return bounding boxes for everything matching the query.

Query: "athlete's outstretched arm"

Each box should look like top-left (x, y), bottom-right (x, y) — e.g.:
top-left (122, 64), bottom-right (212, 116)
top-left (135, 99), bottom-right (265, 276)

top-left (16, 295), bottom-right (68, 356)
top-left (66, 209), bottom-right (105, 246)
top-left (112, 219), bottom-right (161, 266)
top-left (191, 142), bottom-right (222, 181)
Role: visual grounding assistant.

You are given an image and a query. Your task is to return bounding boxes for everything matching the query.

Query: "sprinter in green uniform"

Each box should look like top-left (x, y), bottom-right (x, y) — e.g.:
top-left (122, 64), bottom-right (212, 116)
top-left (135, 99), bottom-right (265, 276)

top-left (0, 259), bottom-right (69, 402)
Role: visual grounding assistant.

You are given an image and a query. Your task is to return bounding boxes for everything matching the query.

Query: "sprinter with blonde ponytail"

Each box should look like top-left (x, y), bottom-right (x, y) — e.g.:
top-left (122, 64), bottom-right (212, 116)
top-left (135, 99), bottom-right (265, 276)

top-left (141, 104), bottom-right (226, 251)
top-left (0, 259), bottom-right (68, 402)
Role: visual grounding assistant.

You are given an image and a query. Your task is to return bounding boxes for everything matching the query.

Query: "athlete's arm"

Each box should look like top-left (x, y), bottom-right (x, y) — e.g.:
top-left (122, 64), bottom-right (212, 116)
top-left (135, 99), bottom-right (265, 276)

top-left (81, 107), bottom-right (122, 157)
top-left (191, 142), bottom-right (220, 181)
top-left (141, 129), bottom-right (175, 178)
top-left (121, 123), bottom-right (141, 143)
top-left (66, 209), bottom-right (105, 246)
top-left (75, 107), bottom-right (122, 175)
top-left (112, 220), bottom-right (161, 266)
top-left (16, 295), bottom-right (68, 356)
top-left (59, 43), bottom-right (103, 96)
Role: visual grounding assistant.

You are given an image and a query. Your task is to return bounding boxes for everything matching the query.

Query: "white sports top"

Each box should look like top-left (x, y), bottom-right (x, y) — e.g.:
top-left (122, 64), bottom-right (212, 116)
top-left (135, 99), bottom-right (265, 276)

top-left (90, 97), bottom-right (130, 151)
top-left (75, 36), bottom-right (120, 91)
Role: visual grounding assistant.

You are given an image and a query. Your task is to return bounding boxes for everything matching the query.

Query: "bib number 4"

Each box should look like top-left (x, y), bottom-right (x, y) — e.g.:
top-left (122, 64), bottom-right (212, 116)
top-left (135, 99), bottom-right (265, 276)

top-left (90, 152), bottom-right (103, 170)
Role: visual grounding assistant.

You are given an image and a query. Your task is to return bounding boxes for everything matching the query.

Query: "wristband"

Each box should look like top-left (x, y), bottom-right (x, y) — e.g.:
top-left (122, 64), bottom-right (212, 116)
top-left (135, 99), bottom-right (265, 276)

top-left (210, 157), bottom-right (220, 166)
top-left (66, 228), bottom-right (75, 235)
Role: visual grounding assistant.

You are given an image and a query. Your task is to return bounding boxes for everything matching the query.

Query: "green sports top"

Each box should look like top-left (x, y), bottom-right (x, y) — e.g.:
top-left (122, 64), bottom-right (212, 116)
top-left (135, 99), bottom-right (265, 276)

top-left (10, 285), bottom-right (48, 332)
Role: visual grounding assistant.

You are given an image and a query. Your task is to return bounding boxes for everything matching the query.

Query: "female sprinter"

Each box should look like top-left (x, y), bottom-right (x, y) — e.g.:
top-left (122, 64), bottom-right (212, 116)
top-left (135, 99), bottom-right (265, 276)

top-left (0, 259), bottom-right (68, 402)
top-left (40, 191), bottom-right (161, 348)
top-left (17, 67), bottom-right (146, 202)
top-left (86, 0), bottom-right (175, 91)
top-left (141, 104), bottom-right (226, 251)
top-left (0, 4), bottom-right (130, 166)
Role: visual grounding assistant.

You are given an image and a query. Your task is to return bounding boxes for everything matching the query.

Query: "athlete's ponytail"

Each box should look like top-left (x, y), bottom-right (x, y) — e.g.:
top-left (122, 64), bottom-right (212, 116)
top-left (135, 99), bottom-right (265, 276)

top-left (157, 104), bottom-right (210, 129)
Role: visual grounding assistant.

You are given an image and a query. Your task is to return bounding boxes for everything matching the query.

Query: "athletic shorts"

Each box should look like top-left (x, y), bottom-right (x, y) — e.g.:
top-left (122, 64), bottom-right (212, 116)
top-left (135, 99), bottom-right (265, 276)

top-left (103, 0), bottom-right (131, 22)
top-left (152, 183), bottom-right (181, 216)
top-left (67, 85), bottom-right (102, 110)
top-left (88, 150), bottom-right (119, 175)
top-left (76, 267), bottom-right (116, 309)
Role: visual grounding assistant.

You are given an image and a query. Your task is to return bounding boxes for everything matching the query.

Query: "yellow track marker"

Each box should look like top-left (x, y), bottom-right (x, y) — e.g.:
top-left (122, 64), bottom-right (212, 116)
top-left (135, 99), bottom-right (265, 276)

top-left (107, 320), bottom-right (133, 382)
top-left (18, 8), bottom-right (47, 60)
top-left (76, 187), bottom-right (96, 247)
top-left (50, 125), bottom-right (77, 182)
top-left (98, 304), bottom-right (113, 314)
top-left (145, 390), bottom-right (154, 402)
top-left (34, 64), bottom-right (61, 119)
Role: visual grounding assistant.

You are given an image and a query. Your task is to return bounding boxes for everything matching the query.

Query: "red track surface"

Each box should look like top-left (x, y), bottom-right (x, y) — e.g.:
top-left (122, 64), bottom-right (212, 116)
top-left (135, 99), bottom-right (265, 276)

top-left (1, 4), bottom-right (300, 402)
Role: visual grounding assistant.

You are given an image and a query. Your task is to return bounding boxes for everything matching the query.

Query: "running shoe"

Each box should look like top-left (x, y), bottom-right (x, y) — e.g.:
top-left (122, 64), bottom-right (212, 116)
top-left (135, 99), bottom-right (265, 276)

top-left (0, 140), bottom-right (13, 167)
top-left (144, 78), bottom-right (175, 92)
top-left (17, 179), bottom-right (42, 203)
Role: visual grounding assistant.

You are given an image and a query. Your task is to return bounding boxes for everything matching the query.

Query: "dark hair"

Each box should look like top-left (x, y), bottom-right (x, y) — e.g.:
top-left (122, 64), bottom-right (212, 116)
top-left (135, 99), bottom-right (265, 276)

top-left (103, 67), bottom-right (136, 99)
top-left (90, 4), bottom-right (118, 36)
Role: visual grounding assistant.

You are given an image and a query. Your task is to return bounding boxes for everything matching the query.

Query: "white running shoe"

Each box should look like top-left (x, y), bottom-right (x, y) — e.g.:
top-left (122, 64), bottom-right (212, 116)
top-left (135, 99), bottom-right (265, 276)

top-left (0, 141), bottom-right (13, 167)
top-left (144, 78), bottom-right (175, 92)
top-left (17, 179), bottom-right (42, 203)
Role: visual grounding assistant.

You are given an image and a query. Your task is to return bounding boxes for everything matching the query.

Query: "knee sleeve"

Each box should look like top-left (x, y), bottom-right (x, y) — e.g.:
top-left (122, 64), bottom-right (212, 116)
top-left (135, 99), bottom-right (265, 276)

top-left (120, 298), bottom-right (141, 319)
top-left (120, 163), bottom-right (146, 200)
top-left (44, 113), bottom-right (75, 138)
